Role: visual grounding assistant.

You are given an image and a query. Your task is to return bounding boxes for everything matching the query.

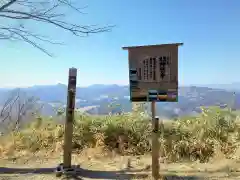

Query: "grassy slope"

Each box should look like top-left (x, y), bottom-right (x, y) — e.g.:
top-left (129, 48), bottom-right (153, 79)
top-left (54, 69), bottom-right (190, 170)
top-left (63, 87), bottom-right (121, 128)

top-left (1, 107), bottom-right (240, 179)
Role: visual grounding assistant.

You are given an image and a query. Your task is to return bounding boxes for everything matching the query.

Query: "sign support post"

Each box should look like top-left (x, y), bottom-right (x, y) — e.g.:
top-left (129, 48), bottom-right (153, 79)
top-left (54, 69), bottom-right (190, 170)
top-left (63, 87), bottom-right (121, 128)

top-left (122, 42), bottom-right (183, 179)
top-left (151, 101), bottom-right (160, 180)
top-left (63, 68), bottom-right (77, 168)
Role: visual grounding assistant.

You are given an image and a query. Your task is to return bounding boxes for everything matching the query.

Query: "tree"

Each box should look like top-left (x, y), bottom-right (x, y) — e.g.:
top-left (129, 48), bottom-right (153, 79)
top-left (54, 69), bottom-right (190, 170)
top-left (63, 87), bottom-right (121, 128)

top-left (0, 89), bottom-right (43, 132)
top-left (0, 0), bottom-right (113, 56)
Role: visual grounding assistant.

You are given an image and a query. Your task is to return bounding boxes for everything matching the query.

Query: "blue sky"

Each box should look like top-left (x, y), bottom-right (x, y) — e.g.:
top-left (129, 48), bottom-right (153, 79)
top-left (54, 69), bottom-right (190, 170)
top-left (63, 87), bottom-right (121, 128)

top-left (0, 0), bottom-right (239, 87)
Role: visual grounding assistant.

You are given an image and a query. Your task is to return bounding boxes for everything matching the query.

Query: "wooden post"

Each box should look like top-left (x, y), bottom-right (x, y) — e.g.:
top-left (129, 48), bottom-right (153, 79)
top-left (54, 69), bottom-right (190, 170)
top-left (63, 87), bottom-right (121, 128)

top-left (63, 68), bottom-right (77, 169)
top-left (151, 101), bottom-right (160, 179)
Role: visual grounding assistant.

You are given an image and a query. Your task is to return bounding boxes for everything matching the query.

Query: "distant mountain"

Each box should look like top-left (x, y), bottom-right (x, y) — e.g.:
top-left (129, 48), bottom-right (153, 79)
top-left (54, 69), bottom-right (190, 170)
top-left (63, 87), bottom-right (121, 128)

top-left (0, 83), bottom-right (239, 119)
top-left (195, 83), bottom-right (240, 92)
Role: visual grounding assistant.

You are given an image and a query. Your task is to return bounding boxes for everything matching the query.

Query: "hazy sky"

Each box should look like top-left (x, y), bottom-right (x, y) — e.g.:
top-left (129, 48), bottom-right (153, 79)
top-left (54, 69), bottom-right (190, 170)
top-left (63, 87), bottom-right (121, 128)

top-left (0, 0), bottom-right (239, 87)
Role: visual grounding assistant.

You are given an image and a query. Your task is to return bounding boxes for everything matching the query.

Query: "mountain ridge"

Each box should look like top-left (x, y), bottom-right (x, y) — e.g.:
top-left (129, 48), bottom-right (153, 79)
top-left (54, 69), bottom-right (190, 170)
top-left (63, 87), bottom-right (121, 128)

top-left (0, 83), bottom-right (238, 118)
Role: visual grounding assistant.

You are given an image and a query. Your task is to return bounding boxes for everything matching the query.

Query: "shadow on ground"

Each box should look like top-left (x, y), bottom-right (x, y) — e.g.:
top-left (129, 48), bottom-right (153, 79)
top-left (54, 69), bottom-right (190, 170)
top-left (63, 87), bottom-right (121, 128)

top-left (0, 166), bottom-right (205, 179)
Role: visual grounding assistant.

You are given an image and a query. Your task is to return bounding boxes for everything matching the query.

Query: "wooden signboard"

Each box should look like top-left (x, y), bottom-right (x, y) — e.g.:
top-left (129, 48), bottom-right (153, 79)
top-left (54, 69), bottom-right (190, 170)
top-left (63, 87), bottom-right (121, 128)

top-left (123, 43), bottom-right (183, 102)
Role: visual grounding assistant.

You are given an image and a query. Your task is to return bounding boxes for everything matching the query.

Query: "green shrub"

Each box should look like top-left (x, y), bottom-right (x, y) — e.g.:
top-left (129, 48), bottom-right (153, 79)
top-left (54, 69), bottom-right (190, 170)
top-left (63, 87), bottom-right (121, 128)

top-left (1, 106), bottom-right (240, 163)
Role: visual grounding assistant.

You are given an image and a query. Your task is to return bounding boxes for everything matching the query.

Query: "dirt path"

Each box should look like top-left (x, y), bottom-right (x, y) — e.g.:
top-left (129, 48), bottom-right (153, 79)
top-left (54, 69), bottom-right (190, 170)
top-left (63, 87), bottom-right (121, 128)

top-left (1, 151), bottom-right (240, 180)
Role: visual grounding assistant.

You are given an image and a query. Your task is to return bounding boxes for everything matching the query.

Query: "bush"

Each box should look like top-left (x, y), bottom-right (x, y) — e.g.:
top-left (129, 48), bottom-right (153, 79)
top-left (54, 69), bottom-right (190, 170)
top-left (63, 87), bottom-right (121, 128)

top-left (1, 106), bottom-right (240, 163)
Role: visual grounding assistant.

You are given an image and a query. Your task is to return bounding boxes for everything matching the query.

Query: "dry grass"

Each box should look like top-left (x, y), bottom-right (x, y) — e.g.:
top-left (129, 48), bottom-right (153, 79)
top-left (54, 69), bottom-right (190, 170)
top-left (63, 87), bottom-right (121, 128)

top-left (1, 106), bottom-right (240, 164)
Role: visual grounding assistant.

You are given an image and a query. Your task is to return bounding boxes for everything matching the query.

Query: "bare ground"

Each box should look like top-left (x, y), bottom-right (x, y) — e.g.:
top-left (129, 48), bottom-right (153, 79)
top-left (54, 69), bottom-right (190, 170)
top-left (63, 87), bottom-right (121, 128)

top-left (1, 149), bottom-right (240, 180)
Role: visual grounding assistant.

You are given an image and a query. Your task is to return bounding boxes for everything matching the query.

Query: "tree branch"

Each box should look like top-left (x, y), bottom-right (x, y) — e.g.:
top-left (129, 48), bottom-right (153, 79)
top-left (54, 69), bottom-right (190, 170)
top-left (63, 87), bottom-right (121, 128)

top-left (0, 0), bottom-right (114, 56)
top-left (0, 0), bottom-right (18, 11)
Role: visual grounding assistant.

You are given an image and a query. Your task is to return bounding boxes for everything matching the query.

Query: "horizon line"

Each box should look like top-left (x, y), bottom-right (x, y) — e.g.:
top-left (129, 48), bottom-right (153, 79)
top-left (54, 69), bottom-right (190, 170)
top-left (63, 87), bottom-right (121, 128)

top-left (0, 82), bottom-right (239, 89)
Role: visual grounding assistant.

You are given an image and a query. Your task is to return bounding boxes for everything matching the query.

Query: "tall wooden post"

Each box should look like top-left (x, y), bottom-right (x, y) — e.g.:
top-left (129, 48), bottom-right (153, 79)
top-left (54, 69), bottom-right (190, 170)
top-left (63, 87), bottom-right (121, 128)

top-left (63, 68), bottom-right (77, 169)
top-left (151, 101), bottom-right (160, 179)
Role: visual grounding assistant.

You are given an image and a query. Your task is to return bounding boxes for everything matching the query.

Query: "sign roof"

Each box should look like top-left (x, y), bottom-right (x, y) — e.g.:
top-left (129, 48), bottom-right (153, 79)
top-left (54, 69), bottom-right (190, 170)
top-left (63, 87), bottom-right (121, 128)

top-left (122, 43), bottom-right (183, 50)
